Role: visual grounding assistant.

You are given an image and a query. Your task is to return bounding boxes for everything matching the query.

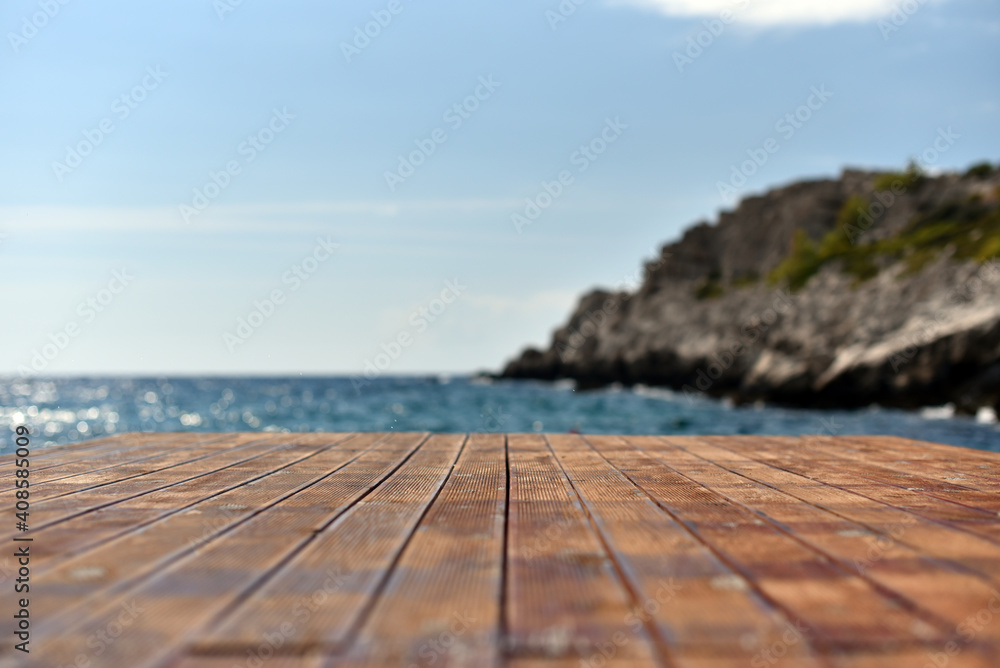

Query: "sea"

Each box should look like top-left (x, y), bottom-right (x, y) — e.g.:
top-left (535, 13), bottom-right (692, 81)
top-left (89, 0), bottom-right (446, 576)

top-left (1, 376), bottom-right (998, 452)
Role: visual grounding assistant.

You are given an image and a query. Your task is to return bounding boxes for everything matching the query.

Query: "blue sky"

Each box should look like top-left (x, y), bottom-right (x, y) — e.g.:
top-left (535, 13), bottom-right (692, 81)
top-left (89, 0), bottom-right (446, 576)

top-left (1, 0), bottom-right (997, 376)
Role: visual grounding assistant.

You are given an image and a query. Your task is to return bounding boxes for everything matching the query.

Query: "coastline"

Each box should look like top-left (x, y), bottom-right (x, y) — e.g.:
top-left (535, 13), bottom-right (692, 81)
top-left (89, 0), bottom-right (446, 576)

top-left (500, 165), bottom-right (1000, 416)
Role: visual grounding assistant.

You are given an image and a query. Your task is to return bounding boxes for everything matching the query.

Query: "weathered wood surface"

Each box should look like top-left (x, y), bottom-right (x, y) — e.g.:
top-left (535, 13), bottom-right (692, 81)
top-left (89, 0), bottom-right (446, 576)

top-left (2, 433), bottom-right (999, 668)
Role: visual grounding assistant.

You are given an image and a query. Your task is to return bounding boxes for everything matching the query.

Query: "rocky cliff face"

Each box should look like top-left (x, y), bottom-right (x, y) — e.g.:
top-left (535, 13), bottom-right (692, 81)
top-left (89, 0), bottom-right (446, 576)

top-left (500, 165), bottom-right (1000, 414)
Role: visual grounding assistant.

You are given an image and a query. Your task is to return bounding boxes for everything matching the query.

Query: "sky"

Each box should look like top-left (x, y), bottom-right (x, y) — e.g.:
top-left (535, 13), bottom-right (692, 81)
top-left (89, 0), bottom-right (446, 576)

top-left (1, 0), bottom-right (997, 376)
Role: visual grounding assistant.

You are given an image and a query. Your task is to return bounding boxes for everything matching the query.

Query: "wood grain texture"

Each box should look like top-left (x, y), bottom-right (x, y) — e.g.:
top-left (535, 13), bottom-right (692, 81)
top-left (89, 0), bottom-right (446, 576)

top-left (0, 433), bottom-right (997, 668)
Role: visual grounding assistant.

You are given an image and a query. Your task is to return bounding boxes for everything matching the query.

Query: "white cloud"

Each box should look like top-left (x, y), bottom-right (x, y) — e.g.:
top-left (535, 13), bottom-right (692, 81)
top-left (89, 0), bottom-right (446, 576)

top-left (465, 290), bottom-right (582, 318)
top-left (615, 0), bottom-right (930, 26)
top-left (0, 198), bottom-right (520, 233)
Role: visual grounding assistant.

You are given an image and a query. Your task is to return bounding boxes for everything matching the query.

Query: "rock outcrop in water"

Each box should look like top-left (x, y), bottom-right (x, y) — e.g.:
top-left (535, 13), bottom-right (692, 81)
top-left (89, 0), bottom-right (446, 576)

top-left (500, 163), bottom-right (1000, 414)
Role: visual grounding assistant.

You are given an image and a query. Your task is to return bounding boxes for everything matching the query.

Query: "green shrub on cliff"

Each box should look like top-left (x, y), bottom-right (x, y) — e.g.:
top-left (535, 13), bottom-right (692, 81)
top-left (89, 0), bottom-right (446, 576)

top-left (965, 162), bottom-right (995, 179)
top-left (694, 269), bottom-right (724, 300)
top-left (730, 271), bottom-right (759, 288)
top-left (902, 201), bottom-right (1000, 266)
top-left (770, 197), bottom-right (1000, 291)
top-left (874, 162), bottom-right (925, 192)
top-left (836, 195), bottom-right (877, 245)
top-left (767, 229), bottom-right (821, 291)
top-left (694, 279), bottom-right (724, 300)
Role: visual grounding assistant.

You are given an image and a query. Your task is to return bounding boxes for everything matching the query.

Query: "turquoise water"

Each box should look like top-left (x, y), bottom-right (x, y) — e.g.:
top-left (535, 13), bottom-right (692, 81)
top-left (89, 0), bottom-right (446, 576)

top-left (0, 376), bottom-right (997, 452)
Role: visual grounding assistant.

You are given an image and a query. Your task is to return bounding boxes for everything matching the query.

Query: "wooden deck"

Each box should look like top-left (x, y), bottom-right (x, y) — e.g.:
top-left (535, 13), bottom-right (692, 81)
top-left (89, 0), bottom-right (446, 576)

top-left (3, 433), bottom-right (1000, 668)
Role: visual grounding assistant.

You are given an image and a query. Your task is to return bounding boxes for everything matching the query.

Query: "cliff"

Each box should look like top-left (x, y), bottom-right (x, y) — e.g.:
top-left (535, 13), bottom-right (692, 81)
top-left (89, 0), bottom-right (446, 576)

top-left (500, 163), bottom-right (1000, 414)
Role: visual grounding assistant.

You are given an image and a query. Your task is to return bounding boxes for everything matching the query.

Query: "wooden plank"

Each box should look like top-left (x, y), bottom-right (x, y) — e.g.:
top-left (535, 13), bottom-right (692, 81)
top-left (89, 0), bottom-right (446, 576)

top-left (4, 433), bottom-right (378, 646)
top-left (544, 433), bottom-right (826, 665)
top-left (1, 432), bottom-right (997, 668)
top-left (505, 433), bottom-right (663, 664)
top-left (19, 433), bottom-right (356, 569)
top-left (670, 437), bottom-right (1000, 587)
top-left (19, 433), bottom-right (390, 648)
top-left (706, 436), bottom-right (1000, 544)
top-left (627, 436), bottom-right (1000, 646)
top-left (192, 433), bottom-right (467, 654)
top-left (335, 433), bottom-right (507, 667)
top-left (507, 660), bottom-right (660, 668)
top-left (0, 432), bottom-right (170, 480)
top-left (22, 433), bottom-right (272, 502)
top-left (0, 433), bottom-right (298, 546)
top-left (813, 435), bottom-right (1000, 491)
top-left (828, 649), bottom-right (1000, 668)
top-left (778, 436), bottom-right (1000, 514)
top-left (168, 657), bottom-right (323, 668)
top-left (2, 431), bottom-right (159, 463)
top-left (15, 432), bottom-right (429, 668)
top-left (590, 435), bottom-right (954, 649)
top-left (849, 435), bottom-right (1000, 472)
top-left (0, 433), bottom-right (278, 490)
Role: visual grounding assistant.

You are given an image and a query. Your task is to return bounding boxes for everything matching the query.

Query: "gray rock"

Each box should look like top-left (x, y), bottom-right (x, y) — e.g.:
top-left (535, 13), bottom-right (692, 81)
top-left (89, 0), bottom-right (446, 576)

top-left (500, 166), bottom-right (1000, 414)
